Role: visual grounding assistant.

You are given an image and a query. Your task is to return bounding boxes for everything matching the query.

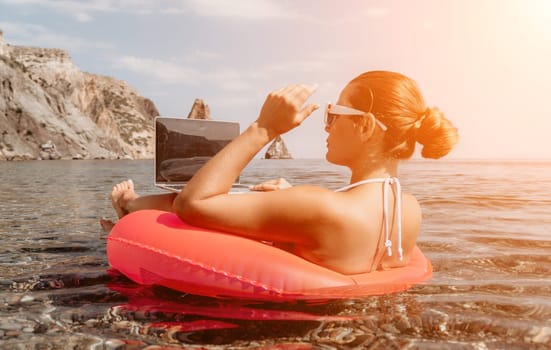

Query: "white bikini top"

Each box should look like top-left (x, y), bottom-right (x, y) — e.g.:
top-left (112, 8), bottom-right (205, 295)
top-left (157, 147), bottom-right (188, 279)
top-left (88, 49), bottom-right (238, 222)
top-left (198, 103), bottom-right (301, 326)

top-left (335, 177), bottom-right (404, 261)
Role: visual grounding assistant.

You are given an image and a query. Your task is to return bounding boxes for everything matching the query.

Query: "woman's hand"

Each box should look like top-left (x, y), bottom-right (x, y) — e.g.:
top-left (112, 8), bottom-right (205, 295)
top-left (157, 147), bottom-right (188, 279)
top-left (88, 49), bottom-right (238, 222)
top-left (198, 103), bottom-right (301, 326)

top-left (256, 84), bottom-right (319, 138)
top-left (250, 178), bottom-right (292, 192)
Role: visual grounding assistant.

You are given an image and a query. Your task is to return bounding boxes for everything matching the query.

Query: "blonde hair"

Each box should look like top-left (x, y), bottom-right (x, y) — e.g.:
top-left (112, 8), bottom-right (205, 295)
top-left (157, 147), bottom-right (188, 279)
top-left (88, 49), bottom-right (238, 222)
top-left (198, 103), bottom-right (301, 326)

top-left (346, 71), bottom-right (459, 159)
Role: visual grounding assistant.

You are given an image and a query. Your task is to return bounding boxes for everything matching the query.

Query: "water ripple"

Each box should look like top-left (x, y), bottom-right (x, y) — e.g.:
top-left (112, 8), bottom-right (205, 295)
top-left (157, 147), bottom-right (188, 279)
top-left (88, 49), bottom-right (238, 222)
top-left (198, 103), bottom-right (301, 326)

top-left (1, 159), bottom-right (551, 348)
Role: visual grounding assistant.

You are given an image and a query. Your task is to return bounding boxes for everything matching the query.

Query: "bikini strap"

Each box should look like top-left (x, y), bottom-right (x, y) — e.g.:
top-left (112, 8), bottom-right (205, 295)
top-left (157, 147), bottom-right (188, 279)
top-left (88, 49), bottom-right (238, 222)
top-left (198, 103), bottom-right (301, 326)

top-left (335, 177), bottom-right (404, 262)
top-left (334, 178), bottom-right (389, 192)
top-left (383, 178), bottom-right (403, 261)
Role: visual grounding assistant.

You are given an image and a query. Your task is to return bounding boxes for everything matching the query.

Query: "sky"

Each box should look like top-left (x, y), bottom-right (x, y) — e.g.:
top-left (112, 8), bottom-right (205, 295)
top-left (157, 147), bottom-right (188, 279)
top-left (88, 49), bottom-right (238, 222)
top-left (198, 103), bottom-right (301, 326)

top-left (1, 0), bottom-right (550, 159)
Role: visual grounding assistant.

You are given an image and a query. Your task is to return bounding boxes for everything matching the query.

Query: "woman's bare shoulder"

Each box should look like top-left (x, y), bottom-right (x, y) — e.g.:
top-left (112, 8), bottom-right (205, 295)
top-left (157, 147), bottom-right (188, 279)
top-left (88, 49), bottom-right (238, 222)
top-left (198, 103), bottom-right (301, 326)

top-left (402, 191), bottom-right (422, 221)
top-left (401, 191), bottom-right (423, 251)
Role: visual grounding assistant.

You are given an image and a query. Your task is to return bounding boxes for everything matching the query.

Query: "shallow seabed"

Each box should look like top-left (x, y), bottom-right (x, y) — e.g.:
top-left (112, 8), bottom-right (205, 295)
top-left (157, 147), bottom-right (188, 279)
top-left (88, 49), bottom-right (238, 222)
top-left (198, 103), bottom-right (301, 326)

top-left (1, 159), bottom-right (550, 349)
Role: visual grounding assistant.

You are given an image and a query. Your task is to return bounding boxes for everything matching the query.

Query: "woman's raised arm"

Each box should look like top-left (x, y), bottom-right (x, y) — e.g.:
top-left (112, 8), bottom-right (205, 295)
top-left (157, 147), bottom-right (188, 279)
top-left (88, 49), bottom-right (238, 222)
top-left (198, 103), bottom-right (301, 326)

top-left (171, 84), bottom-right (335, 244)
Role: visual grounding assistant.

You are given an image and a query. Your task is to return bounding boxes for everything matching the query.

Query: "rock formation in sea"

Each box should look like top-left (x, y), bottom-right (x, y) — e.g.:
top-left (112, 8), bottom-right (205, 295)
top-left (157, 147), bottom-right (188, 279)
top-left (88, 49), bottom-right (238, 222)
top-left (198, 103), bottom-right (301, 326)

top-left (265, 135), bottom-right (292, 159)
top-left (187, 98), bottom-right (211, 120)
top-left (0, 29), bottom-right (159, 160)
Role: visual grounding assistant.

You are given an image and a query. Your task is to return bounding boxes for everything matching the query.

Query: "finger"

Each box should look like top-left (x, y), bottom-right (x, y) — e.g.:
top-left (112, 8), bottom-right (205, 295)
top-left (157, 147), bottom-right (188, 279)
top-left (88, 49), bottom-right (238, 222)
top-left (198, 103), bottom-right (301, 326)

top-left (251, 183), bottom-right (266, 190)
top-left (295, 84), bottom-right (318, 99)
top-left (297, 103), bottom-right (320, 121)
top-left (289, 84), bottom-right (317, 99)
top-left (250, 184), bottom-right (277, 192)
top-left (274, 84), bottom-right (298, 96)
top-left (289, 84), bottom-right (319, 109)
top-left (249, 184), bottom-right (262, 191)
top-left (285, 84), bottom-right (302, 95)
top-left (263, 184), bottom-right (278, 191)
top-left (303, 83), bottom-right (319, 95)
top-left (275, 84), bottom-right (317, 96)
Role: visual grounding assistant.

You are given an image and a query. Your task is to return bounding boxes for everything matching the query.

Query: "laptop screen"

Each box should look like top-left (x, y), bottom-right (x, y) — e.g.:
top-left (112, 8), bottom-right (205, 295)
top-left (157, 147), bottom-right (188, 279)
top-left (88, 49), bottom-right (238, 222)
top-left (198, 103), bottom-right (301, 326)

top-left (155, 117), bottom-right (240, 185)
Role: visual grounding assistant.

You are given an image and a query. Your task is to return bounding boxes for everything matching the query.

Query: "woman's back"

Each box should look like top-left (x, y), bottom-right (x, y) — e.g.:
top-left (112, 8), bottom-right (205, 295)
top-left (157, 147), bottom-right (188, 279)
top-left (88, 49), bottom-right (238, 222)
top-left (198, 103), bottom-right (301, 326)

top-left (291, 180), bottom-right (422, 275)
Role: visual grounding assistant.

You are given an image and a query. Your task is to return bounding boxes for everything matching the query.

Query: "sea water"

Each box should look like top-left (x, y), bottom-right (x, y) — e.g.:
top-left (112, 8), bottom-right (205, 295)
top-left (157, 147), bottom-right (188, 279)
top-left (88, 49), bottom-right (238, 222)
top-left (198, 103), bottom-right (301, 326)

top-left (0, 159), bottom-right (550, 349)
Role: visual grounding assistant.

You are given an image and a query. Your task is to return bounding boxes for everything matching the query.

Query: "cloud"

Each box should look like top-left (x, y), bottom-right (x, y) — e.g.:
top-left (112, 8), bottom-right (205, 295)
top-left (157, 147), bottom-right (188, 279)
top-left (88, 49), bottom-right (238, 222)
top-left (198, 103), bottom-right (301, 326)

top-left (116, 51), bottom-right (333, 90)
top-left (319, 6), bottom-right (389, 27)
top-left (185, 0), bottom-right (303, 20)
top-left (0, 21), bottom-right (113, 51)
top-left (362, 7), bottom-right (389, 18)
top-left (179, 50), bottom-right (222, 64)
top-left (264, 60), bottom-right (328, 74)
top-left (112, 52), bottom-right (341, 96)
top-left (74, 12), bottom-right (94, 23)
top-left (0, 0), bottom-right (161, 21)
top-left (114, 55), bottom-right (201, 84)
top-left (114, 55), bottom-right (256, 92)
top-left (0, 0), bottom-right (306, 21)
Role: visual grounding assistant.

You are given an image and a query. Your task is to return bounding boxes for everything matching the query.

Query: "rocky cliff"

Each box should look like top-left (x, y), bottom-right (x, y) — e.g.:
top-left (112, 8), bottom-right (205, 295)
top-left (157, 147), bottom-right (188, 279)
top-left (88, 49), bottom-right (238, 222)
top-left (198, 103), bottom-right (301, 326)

top-left (265, 135), bottom-right (292, 159)
top-left (0, 30), bottom-right (159, 160)
top-left (187, 98), bottom-right (211, 120)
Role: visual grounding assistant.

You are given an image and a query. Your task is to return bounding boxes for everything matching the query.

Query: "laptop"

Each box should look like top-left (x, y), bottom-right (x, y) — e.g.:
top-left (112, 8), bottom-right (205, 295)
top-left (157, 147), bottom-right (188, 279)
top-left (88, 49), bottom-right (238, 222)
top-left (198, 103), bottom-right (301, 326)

top-left (154, 117), bottom-right (248, 193)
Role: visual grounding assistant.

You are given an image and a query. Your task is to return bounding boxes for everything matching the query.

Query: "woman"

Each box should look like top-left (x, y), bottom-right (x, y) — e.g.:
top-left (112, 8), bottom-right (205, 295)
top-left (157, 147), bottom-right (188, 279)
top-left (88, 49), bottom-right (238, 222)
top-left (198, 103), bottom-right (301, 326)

top-left (104, 71), bottom-right (458, 275)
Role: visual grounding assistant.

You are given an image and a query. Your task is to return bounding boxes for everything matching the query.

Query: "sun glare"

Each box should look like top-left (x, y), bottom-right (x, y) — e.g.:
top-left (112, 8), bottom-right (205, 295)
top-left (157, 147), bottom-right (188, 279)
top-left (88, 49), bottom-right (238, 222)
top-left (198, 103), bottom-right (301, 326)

top-left (515, 0), bottom-right (551, 35)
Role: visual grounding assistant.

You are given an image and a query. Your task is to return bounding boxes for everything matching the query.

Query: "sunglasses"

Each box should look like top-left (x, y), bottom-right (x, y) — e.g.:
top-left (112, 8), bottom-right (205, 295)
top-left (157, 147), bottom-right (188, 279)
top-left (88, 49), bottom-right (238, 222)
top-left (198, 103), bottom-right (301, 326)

top-left (324, 103), bottom-right (388, 131)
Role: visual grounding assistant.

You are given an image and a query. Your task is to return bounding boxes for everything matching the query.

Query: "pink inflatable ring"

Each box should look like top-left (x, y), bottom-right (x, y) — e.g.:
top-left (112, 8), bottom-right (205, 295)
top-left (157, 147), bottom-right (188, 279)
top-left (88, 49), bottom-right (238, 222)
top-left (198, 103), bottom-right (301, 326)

top-left (107, 210), bottom-right (432, 301)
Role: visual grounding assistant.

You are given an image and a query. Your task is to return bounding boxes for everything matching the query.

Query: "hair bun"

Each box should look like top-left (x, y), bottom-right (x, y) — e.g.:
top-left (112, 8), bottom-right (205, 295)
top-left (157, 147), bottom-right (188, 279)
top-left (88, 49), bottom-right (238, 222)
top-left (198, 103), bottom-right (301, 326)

top-left (416, 107), bottom-right (459, 159)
